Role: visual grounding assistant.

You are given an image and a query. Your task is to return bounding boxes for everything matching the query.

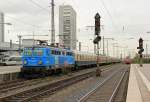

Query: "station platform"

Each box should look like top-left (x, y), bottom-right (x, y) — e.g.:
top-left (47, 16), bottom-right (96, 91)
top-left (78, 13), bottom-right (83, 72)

top-left (126, 64), bottom-right (150, 102)
top-left (0, 66), bottom-right (21, 82)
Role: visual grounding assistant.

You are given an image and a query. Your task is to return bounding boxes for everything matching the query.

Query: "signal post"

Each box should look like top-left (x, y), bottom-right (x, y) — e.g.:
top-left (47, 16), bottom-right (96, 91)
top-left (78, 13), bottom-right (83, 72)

top-left (93, 13), bottom-right (101, 76)
top-left (137, 38), bottom-right (144, 67)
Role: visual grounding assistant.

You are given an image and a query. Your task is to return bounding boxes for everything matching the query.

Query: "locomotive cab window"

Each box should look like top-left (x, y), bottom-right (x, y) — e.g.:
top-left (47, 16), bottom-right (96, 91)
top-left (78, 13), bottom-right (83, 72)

top-left (62, 51), bottom-right (65, 55)
top-left (23, 48), bottom-right (43, 56)
top-left (66, 52), bottom-right (73, 56)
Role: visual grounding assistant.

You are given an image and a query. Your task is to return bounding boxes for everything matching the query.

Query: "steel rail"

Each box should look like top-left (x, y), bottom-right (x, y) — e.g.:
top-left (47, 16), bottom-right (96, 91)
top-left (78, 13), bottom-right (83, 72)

top-left (78, 68), bottom-right (123, 102)
top-left (108, 71), bottom-right (126, 102)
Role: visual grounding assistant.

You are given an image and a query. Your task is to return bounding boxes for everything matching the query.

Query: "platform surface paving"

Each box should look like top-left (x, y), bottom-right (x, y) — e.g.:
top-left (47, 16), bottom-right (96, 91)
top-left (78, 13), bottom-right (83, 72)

top-left (0, 65), bottom-right (21, 74)
top-left (126, 64), bottom-right (150, 102)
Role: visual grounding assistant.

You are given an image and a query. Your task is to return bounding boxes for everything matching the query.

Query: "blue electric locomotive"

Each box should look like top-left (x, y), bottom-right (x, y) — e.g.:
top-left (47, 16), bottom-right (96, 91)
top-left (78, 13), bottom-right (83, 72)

top-left (21, 46), bottom-right (74, 77)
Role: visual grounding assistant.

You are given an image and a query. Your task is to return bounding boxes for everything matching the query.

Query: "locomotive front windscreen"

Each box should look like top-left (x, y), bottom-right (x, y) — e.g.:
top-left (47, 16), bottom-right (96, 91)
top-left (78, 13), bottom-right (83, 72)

top-left (23, 48), bottom-right (43, 56)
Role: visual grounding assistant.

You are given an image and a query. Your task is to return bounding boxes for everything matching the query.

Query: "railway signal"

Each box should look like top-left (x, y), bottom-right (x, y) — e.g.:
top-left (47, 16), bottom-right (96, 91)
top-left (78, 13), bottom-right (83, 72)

top-left (95, 13), bottom-right (100, 35)
top-left (137, 37), bottom-right (144, 67)
top-left (93, 13), bottom-right (102, 76)
top-left (93, 36), bottom-right (101, 44)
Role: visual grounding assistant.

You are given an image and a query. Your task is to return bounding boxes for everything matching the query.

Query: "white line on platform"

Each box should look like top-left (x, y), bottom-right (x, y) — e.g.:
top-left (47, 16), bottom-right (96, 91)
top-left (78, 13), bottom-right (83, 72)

top-left (136, 66), bottom-right (150, 92)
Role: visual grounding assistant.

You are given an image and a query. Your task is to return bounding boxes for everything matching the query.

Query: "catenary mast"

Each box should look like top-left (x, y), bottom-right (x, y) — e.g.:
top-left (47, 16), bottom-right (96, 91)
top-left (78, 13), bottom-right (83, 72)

top-left (51, 0), bottom-right (55, 45)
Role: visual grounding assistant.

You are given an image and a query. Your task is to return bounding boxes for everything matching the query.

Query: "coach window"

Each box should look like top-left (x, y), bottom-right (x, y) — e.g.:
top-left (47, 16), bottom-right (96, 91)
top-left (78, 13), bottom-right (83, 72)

top-left (53, 50), bottom-right (55, 55)
top-left (62, 51), bottom-right (65, 55)
top-left (66, 52), bottom-right (70, 56)
top-left (55, 51), bottom-right (57, 55)
top-left (66, 52), bottom-right (69, 56)
top-left (52, 50), bottom-right (57, 55)
top-left (63, 51), bottom-right (64, 55)
top-left (68, 52), bottom-right (72, 56)
top-left (56, 51), bottom-right (58, 55)
top-left (58, 51), bottom-right (61, 55)
top-left (67, 52), bottom-right (69, 56)
top-left (51, 50), bottom-right (54, 55)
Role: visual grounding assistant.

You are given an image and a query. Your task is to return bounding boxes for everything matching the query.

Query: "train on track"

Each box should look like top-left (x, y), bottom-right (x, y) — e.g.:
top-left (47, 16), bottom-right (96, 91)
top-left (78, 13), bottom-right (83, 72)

top-left (21, 46), bottom-right (120, 78)
top-left (123, 56), bottom-right (132, 64)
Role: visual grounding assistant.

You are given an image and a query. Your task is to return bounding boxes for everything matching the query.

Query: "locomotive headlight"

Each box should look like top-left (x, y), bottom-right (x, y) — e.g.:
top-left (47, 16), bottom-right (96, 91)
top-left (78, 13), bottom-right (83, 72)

top-left (24, 60), bottom-right (27, 65)
top-left (38, 60), bottom-right (43, 65)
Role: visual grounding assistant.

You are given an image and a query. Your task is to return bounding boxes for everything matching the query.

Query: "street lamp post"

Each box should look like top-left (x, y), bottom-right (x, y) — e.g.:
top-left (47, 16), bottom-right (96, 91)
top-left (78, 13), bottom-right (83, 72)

top-left (146, 44), bottom-right (148, 55)
top-left (112, 43), bottom-right (118, 58)
top-left (114, 45), bottom-right (120, 58)
top-left (79, 42), bottom-right (81, 51)
top-left (102, 36), bottom-right (114, 56)
top-left (105, 38), bottom-right (114, 56)
top-left (77, 41), bottom-right (89, 52)
top-left (0, 22), bottom-right (12, 42)
top-left (102, 36), bottom-right (105, 55)
top-left (17, 35), bottom-right (22, 55)
top-left (143, 40), bottom-right (150, 55)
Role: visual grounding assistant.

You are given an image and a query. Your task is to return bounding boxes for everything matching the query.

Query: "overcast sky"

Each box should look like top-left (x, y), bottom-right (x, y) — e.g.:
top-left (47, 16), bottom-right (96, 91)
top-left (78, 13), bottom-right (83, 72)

top-left (0, 0), bottom-right (150, 56)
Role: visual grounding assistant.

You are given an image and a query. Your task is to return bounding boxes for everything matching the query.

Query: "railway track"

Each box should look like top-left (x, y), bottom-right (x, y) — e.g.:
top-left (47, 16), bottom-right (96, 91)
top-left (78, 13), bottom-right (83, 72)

top-left (1, 71), bottom-right (94, 102)
top-left (0, 79), bottom-right (25, 91)
top-left (0, 78), bottom-right (50, 93)
top-left (78, 66), bottom-right (129, 102)
top-left (112, 69), bottom-right (129, 102)
top-left (0, 64), bottom-right (119, 102)
top-left (0, 64), bottom-right (114, 94)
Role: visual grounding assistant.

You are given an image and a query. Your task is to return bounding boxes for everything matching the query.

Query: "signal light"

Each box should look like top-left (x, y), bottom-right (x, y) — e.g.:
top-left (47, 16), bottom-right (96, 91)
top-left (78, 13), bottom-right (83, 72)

top-left (138, 48), bottom-right (144, 54)
top-left (138, 38), bottom-right (143, 49)
top-left (95, 13), bottom-right (101, 35)
top-left (137, 38), bottom-right (144, 58)
top-left (137, 38), bottom-right (144, 50)
top-left (93, 36), bottom-right (101, 44)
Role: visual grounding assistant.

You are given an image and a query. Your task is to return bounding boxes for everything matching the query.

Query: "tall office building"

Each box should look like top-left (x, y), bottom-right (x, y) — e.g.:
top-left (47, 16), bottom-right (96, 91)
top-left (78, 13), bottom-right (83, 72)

top-left (0, 12), bottom-right (4, 42)
top-left (59, 5), bottom-right (76, 50)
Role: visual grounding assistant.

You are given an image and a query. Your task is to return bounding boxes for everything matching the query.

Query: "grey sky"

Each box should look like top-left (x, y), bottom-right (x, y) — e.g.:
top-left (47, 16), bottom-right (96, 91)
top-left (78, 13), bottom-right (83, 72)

top-left (0, 0), bottom-right (150, 56)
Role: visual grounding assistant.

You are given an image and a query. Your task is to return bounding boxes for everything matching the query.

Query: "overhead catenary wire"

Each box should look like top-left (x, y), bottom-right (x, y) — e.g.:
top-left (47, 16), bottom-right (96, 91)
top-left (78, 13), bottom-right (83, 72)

top-left (0, 0), bottom-right (50, 28)
top-left (0, 0), bottom-right (49, 28)
top-left (96, 0), bottom-right (116, 29)
top-left (28, 0), bottom-right (49, 12)
top-left (5, 15), bottom-right (49, 28)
